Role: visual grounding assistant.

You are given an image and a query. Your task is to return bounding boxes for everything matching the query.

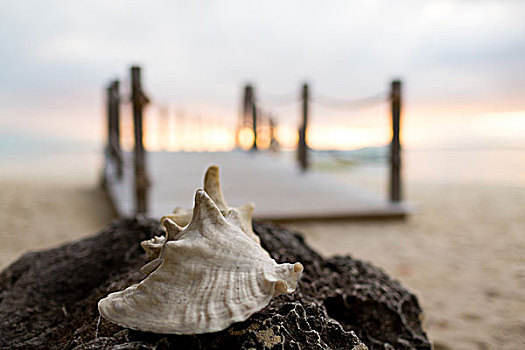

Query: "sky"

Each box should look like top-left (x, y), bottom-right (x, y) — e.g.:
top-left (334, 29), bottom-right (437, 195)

top-left (1, 0), bottom-right (524, 151)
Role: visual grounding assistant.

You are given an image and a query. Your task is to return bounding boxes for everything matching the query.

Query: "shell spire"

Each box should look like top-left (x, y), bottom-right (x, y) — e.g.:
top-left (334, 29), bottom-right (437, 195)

top-left (204, 165), bottom-right (228, 211)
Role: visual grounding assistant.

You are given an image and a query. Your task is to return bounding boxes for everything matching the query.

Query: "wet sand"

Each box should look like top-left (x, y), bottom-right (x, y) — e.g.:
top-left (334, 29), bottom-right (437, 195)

top-left (0, 175), bottom-right (523, 349)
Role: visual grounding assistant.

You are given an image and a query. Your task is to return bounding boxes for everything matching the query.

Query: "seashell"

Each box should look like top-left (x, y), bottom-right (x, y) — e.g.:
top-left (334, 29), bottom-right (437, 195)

top-left (141, 165), bottom-right (259, 261)
top-left (98, 189), bottom-right (303, 334)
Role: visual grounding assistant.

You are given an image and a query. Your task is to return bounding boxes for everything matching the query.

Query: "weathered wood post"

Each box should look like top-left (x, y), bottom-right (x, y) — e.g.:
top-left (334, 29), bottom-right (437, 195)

top-left (237, 85), bottom-right (249, 149)
top-left (390, 80), bottom-right (402, 202)
top-left (106, 83), bottom-right (114, 154)
top-left (109, 81), bottom-right (121, 153)
top-left (103, 83), bottom-right (113, 186)
top-left (110, 80), bottom-right (123, 177)
top-left (297, 83), bottom-right (309, 171)
top-left (249, 85), bottom-right (258, 151)
top-left (131, 66), bottom-right (150, 213)
top-left (104, 80), bottom-right (122, 182)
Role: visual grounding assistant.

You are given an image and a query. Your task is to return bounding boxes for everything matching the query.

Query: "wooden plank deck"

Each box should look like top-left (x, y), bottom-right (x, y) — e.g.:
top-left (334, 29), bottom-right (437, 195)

top-left (104, 151), bottom-right (411, 221)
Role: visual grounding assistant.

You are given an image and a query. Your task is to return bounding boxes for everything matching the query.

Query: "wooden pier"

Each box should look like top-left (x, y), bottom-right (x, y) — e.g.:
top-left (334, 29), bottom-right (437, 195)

top-left (102, 66), bottom-right (410, 222)
top-left (104, 151), bottom-right (410, 221)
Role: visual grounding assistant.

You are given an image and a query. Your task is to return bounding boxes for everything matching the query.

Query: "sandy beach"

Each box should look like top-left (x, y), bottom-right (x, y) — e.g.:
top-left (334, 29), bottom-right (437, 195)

top-left (0, 178), bottom-right (115, 268)
top-left (284, 183), bottom-right (525, 350)
top-left (1, 168), bottom-right (524, 350)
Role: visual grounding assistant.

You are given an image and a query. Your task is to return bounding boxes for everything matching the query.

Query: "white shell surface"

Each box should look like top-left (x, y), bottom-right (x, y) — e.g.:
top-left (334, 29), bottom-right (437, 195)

top-left (98, 189), bottom-right (303, 334)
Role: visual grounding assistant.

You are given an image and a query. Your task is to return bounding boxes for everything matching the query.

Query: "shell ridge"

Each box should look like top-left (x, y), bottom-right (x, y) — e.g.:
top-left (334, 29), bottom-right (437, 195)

top-left (203, 266), bottom-right (218, 327)
top-left (224, 267), bottom-right (235, 321)
top-left (162, 218), bottom-right (183, 241)
top-left (203, 264), bottom-right (222, 330)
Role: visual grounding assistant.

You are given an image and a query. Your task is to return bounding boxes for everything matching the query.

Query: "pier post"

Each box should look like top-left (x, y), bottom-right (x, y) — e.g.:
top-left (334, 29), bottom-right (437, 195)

top-left (106, 83), bottom-right (114, 155)
top-left (390, 80), bottom-right (402, 202)
top-left (131, 66), bottom-right (150, 213)
top-left (105, 80), bottom-right (122, 180)
top-left (298, 83), bottom-right (309, 171)
top-left (250, 86), bottom-right (258, 151)
top-left (103, 83), bottom-right (113, 186)
top-left (110, 80), bottom-right (122, 177)
top-left (237, 85), bottom-right (250, 149)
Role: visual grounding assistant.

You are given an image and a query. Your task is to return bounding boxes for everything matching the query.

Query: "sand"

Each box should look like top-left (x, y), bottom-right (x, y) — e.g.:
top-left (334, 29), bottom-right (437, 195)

top-left (0, 177), bottom-right (116, 268)
top-left (284, 183), bottom-right (525, 350)
top-left (0, 174), bottom-right (523, 349)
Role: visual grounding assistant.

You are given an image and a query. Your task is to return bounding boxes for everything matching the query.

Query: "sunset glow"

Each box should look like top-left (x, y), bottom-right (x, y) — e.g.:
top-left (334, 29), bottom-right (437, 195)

top-left (237, 127), bottom-right (254, 150)
top-left (1, 0), bottom-right (523, 157)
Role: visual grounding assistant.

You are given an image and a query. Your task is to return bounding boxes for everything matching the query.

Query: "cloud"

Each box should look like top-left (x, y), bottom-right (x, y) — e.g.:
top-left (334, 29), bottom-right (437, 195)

top-left (0, 0), bottom-right (524, 144)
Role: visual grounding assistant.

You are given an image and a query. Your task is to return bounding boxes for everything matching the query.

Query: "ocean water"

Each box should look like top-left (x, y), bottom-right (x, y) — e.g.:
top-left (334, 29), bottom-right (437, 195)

top-left (1, 131), bottom-right (524, 187)
top-left (303, 148), bottom-right (525, 188)
top-left (404, 149), bottom-right (525, 186)
top-left (0, 132), bottom-right (102, 183)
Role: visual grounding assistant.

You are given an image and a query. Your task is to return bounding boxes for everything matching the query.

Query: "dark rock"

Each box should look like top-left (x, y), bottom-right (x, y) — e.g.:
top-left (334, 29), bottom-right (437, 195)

top-left (0, 218), bottom-right (430, 349)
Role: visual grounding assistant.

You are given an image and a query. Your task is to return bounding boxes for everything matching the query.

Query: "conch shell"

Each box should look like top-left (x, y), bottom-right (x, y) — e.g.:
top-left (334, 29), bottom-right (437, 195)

top-left (141, 166), bottom-right (259, 261)
top-left (98, 189), bottom-right (303, 334)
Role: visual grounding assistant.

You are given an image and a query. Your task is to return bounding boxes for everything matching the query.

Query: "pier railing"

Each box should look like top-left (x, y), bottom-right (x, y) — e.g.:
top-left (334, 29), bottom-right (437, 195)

top-left (239, 80), bottom-right (403, 202)
top-left (103, 66), bottom-right (150, 214)
top-left (102, 66), bottom-right (403, 215)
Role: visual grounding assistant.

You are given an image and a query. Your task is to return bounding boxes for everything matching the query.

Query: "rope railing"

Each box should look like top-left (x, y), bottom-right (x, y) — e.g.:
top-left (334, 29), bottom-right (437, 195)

top-left (311, 91), bottom-right (388, 110)
top-left (237, 80), bottom-right (403, 202)
top-left (258, 90), bottom-right (299, 107)
top-left (256, 89), bottom-right (388, 120)
top-left (113, 88), bottom-right (389, 159)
